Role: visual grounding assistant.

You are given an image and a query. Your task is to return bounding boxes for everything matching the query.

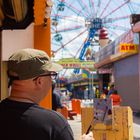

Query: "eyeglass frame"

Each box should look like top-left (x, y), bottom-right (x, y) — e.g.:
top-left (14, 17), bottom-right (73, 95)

top-left (33, 72), bottom-right (58, 81)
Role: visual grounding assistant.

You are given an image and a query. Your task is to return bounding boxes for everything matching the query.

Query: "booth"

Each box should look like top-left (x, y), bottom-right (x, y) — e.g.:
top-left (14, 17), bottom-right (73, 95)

top-left (81, 99), bottom-right (133, 140)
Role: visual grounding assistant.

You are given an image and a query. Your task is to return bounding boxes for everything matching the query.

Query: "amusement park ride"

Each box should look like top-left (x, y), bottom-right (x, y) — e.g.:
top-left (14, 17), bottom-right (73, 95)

top-left (51, 0), bottom-right (140, 75)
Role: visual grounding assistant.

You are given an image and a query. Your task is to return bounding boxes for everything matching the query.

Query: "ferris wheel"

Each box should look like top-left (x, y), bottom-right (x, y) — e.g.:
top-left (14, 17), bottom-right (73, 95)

top-left (51, 0), bottom-right (140, 75)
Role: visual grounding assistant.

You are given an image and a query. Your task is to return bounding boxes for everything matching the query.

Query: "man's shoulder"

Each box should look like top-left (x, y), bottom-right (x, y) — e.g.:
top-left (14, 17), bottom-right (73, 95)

top-left (34, 105), bottom-right (66, 121)
top-left (34, 107), bottom-right (71, 132)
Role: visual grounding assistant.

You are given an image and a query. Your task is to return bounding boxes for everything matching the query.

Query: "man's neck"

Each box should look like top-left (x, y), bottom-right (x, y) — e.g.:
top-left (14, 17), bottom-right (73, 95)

top-left (8, 95), bottom-right (36, 103)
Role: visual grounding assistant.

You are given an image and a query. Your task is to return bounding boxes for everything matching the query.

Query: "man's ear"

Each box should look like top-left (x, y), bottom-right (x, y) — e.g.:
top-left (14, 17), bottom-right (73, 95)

top-left (33, 77), bottom-right (43, 88)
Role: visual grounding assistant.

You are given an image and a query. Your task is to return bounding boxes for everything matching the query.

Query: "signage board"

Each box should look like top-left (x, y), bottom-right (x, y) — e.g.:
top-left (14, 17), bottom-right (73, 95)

top-left (120, 43), bottom-right (138, 53)
top-left (98, 68), bottom-right (112, 74)
top-left (57, 58), bottom-right (95, 69)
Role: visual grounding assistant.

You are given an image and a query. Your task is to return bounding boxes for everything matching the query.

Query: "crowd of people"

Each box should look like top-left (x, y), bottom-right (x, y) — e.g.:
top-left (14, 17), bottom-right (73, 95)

top-left (95, 84), bottom-right (122, 106)
top-left (52, 82), bottom-right (122, 108)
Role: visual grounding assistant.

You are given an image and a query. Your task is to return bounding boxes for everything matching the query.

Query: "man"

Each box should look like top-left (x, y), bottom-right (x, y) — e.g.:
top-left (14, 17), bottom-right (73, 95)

top-left (0, 48), bottom-right (94, 140)
top-left (52, 82), bottom-right (63, 111)
top-left (108, 84), bottom-right (115, 96)
top-left (110, 90), bottom-right (122, 106)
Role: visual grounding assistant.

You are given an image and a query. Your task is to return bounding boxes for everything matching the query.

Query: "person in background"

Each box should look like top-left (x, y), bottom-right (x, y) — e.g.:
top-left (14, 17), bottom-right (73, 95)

top-left (0, 48), bottom-right (94, 140)
top-left (95, 87), bottom-right (100, 98)
top-left (103, 87), bottom-right (108, 96)
top-left (100, 87), bottom-right (108, 99)
top-left (108, 84), bottom-right (115, 96)
top-left (100, 91), bottom-right (106, 99)
top-left (52, 82), bottom-right (63, 111)
top-left (110, 90), bottom-right (122, 106)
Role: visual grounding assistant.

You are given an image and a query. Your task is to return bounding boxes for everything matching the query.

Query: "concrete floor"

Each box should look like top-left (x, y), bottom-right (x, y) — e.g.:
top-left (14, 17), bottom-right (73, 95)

top-left (133, 115), bottom-right (140, 140)
top-left (68, 115), bottom-right (82, 140)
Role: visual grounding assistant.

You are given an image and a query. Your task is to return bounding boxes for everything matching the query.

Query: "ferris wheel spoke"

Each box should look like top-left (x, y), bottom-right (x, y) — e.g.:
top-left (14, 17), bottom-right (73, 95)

top-left (88, 0), bottom-right (96, 17)
top-left (103, 15), bottom-right (130, 24)
top-left (52, 4), bottom-right (58, 15)
top-left (52, 26), bottom-right (83, 34)
top-left (52, 42), bottom-right (62, 53)
top-left (102, 0), bottom-right (130, 19)
top-left (55, 43), bottom-right (77, 58)
top-left (51, 27), bottom-right (56, 32)
top-left (62, 69), bottom-right (68, 77)
top-left (52, 14), bottom-right (84, 23)
top-left (131, 1), bottom-right (140, 7)
top-left (107, 28), bottom-right (120, 37)
top-left (62, 70), bottom-right (67, 77)
top-left (55, 42), bottom-right (65, 53)
top-left (104, 24), bottom-right (130, 31)
top-left (52, 42), bottom-right (62, 48)
top-left (64, 2), bottom-right (89, 18)
top-left (95, 0), bottom-right (102, 18)
top-left (75, 38), bottom-right (88, 58)
top-left (77, 0), bottom-right (91, 17)
top-left (64, 48), bottom-right (76, 57)
top-left (56, 0), bottom-right (89, 18)
top-left (129, 2), bottom-right (140, 13)
top-left (99, 0), bottom-right (112, 18)
top-left (63, 29), bottom-right (87, 47)
top-left (126, 3), bottom-right (134, 13)
top-left (54, 29), bottom-right (87, 53)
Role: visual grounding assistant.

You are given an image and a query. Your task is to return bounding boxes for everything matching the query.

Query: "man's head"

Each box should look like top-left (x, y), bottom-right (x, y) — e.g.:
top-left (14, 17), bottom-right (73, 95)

top-left (113, 90), bottom-right (118, 94)
top-left (110, 84), bottom-right (114, 89)
top-left (8, 48), bottom-right (63, 80)
top-left (7, 48), bottom-right (63, 103)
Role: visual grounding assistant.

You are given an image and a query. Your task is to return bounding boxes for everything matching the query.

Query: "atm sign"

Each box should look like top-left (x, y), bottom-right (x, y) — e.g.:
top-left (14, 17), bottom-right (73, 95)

top-left (120, 43), bottom-right (138, 53)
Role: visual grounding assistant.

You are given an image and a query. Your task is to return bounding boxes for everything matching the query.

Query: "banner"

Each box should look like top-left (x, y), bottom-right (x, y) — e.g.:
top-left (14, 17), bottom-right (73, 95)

top-left (57, 58), bottom-right (95, 69)
top-left (120, 43), bottom-right (138, 53)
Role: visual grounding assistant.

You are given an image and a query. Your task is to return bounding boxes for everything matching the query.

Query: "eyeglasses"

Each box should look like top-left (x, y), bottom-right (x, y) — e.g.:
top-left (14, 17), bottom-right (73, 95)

top-left (33, 72), bottom-right (58, 81)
